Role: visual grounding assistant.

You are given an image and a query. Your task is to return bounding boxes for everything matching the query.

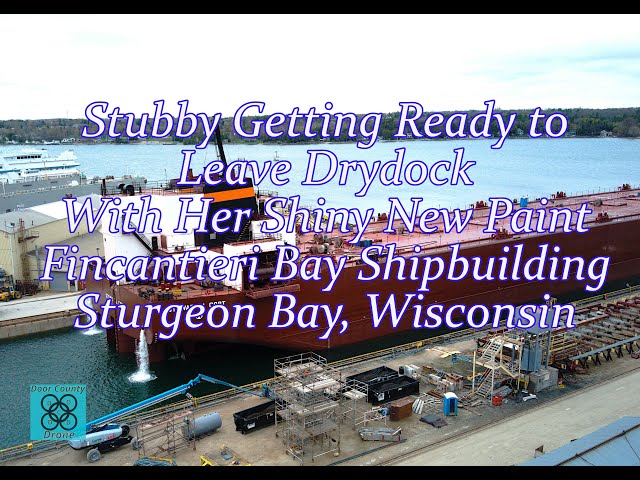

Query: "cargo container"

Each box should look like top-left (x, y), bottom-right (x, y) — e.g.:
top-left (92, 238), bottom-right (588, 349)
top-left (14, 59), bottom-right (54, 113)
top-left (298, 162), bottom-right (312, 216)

top-left (368, 375), bottom-right (420, 405)
top-left (233, 400), bottom-right (277, 434)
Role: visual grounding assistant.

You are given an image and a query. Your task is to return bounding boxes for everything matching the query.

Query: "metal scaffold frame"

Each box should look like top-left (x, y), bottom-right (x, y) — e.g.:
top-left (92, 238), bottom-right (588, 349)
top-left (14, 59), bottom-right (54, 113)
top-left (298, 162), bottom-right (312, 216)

top-left (341, 378), bottom-right (370, 429)
top-left (550, 299), bottom-right (640, 367)
top-left (272, 352), bottom-right (343, 464)
top-left (133, 401), bottom-right (196, 460)
top-left (471, 329), bottom-right (523, 399)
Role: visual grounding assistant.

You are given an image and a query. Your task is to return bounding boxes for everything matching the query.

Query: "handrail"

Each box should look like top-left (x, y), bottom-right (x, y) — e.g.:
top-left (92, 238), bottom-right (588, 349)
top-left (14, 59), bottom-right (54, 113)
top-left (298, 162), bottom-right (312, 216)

top-left (0, 328), bottom-right (483, 463)
top-left (2, 287), bottom-right (638, 463)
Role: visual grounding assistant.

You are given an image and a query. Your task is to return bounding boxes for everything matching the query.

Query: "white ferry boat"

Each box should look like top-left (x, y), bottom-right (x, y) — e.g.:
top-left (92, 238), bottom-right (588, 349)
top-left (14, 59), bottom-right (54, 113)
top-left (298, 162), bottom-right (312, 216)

top-left (0, 148), bottom-right (82, 184)
top-left (0, 148), bottom-right (146, 212)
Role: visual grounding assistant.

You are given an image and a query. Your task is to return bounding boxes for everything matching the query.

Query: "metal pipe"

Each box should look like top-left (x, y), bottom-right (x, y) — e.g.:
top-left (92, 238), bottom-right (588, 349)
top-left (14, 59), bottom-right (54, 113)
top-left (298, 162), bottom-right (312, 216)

top-left (472, 350), bottom-right (476, 393)
top-left (545, 331), bottom-right (552, 368)
top-left (197, 374), bottom-right (264, 398)
top-left (35, 244), bottom-right (41, 280)
top-left (533, 332), bottom-right (538, 364)
top-left (215, 127), bottom-right (227, 166)
top-left (569, 334), bottom-right (640, 361)
top-left (5, 222), bottom-right (15, 279)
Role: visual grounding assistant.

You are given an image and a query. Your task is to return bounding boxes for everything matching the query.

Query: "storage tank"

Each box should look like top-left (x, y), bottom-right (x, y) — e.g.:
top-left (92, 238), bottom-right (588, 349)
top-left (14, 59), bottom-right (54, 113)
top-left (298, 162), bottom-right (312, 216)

top-left (182, 412), bottom-right (222, 439)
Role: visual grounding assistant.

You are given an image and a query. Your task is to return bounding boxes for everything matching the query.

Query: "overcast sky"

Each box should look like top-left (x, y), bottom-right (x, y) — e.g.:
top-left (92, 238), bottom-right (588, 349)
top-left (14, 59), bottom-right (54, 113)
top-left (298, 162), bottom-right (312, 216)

top-left (1, 14), bottom-right (639, 120)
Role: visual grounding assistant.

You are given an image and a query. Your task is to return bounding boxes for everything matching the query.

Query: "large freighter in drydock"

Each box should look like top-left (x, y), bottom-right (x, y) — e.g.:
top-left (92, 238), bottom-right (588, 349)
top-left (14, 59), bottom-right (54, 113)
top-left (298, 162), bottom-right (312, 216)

top-left (80, 136), bottom-right (640, 362)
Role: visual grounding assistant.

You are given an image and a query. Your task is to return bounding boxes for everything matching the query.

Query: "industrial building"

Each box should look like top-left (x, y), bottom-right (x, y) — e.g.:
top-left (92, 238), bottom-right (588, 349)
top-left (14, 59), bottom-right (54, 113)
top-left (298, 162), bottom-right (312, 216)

top-left (521, 416), bottom-right (640, 466)
top-left (0, 194), bottom-right (101, 291)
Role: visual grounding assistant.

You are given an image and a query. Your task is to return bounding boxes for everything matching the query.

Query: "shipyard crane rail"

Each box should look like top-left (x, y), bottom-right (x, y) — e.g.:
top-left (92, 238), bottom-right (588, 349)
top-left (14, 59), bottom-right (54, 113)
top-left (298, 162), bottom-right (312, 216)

top-left (87, 374), bottom-right (265, 432)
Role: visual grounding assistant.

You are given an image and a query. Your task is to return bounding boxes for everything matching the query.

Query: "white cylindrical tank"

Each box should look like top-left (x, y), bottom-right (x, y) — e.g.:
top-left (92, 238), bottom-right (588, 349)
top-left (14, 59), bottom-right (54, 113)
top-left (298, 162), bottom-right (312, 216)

top-left (182, 412), bottom-right (222, 439)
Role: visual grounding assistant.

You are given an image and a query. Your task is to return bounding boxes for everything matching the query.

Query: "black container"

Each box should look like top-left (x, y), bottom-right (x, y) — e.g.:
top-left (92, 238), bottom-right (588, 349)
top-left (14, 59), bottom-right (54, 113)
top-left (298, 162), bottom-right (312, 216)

top-left (367, 375), bottom-right (420, 405)
top-left (233, 400), bottom-right (277, 434)
top-left (345, 366), bottom-right (399, 387)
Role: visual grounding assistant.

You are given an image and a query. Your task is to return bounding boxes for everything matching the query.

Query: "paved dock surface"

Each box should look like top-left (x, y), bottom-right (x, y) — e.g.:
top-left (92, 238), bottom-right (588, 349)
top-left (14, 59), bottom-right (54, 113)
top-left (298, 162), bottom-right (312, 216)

top-left (4, 328), bottom-right (640, 466)
top-left (379, 368), bottom-right (640, 466)
top-left (0, 291), bottom-right (79, 322)
top-left (0, 291), bottom-right (80, 338)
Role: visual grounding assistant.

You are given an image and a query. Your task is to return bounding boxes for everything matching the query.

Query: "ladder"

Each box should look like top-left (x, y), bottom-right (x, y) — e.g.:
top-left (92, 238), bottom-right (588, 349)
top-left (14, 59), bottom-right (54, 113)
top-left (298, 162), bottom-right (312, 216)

top-left (237, 219), bottom-right (253, 242)
top-left (479, 338), bottom-right (503, 364)
top-left (475, 368), bottom-right (503, 399)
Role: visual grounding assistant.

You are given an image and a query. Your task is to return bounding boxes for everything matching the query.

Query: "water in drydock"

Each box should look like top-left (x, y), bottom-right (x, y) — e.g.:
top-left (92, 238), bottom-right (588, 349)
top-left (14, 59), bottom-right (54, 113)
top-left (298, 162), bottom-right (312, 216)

top-left (1, 275), bottom-right (638, 449)
top-left (1, 137), bottom-right (638, 448)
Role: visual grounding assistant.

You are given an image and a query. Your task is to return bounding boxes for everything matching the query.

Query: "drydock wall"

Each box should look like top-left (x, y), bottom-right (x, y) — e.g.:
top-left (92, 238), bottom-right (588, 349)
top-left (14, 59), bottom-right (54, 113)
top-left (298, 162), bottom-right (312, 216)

top-left (0, 293), bottom-right (81, 339)
top-left (0, 313), bottom-right (78, 339)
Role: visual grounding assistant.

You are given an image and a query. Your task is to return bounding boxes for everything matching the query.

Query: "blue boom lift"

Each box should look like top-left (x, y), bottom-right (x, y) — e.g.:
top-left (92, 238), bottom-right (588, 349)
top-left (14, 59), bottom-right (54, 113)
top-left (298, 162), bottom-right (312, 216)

top-left (70, 374), bottom-right (266, 462)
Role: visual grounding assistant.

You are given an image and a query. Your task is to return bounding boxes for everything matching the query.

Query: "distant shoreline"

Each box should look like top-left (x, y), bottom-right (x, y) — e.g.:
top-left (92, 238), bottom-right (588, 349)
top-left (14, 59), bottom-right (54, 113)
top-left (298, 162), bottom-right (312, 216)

top-left (1, 134), bottom-right (637, 148)
top-left (3, 107), bottom-right (639, 145)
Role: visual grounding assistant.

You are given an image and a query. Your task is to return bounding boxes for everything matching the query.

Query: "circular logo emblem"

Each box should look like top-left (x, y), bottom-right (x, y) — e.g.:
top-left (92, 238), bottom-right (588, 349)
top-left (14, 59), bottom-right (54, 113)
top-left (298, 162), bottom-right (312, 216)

top-left (40, 394), bottom-right (78, 431)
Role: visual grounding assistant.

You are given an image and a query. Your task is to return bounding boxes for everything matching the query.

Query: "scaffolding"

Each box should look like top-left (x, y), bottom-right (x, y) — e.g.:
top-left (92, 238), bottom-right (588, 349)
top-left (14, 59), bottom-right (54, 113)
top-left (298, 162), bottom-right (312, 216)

top-left (360, 406), bottom-right (388, 428)
top-left (341, 378), bottom-right (370, 428)
top-left (133, 401), bottom-right (196, 460)
top-left (470, 329), bottom-right (523, 399)
top-left (272, 352), bottom-right (343, 464)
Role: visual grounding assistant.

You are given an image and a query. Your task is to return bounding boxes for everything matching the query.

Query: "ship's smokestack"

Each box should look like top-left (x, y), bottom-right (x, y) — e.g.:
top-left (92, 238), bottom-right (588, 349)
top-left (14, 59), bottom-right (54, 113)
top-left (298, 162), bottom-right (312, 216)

top-left (194, 121), bottom-right (257, 248)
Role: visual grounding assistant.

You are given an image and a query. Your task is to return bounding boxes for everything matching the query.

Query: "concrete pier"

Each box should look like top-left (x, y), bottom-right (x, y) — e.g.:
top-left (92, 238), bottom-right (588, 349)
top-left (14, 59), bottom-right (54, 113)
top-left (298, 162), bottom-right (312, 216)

top-left (0, 292), bottom-right (80, 339)
top-left (4, 333), bottom-right (640, 466)
top-left (3, 290), bottom-right (639, 466)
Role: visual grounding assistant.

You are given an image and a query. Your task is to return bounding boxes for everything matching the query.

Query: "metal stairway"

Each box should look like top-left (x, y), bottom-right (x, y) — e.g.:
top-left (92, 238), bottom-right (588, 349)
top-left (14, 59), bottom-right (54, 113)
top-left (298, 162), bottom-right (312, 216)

top-left (471, 333), bottom-right (522, 399)
top-left (237, 218), bottom-right (253, 242)
top-left (475, 369), bottom-right (505, 398)
top-left (478, 338), bottom-right (503, 365)
top-left (476, 373), bottom-right (493, 398)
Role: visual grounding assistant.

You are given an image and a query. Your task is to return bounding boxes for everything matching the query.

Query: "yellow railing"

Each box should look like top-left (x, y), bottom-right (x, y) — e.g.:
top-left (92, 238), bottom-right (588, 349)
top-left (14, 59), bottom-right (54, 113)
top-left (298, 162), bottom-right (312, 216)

top-left (3, 286), bottom-right (637, 463)
top-left (572, 284), bottom-right (640, 309)
top-left (0, 328), bottom-right (482, 463)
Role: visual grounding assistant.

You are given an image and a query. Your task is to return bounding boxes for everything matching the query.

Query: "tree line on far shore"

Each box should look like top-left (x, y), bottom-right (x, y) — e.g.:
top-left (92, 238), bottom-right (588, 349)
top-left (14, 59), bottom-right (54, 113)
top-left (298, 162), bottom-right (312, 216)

top-left (1, 107), bottom-right (639, 145)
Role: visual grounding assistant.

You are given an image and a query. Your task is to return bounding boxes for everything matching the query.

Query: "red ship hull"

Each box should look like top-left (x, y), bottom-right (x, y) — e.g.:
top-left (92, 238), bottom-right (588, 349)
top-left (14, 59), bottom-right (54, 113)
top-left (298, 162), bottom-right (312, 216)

top-left (87, 217), bottom-right (640, 362)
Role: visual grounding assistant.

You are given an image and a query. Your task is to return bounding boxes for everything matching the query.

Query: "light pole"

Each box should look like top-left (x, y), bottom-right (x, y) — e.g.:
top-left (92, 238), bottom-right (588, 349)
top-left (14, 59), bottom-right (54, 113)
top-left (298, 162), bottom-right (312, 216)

top-left (4, 222), bottom-right (15, 281)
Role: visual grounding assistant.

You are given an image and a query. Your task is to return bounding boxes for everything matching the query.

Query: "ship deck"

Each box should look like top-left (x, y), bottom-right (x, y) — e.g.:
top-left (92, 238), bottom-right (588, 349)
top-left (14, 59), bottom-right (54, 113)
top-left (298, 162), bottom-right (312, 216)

top-left (108, 187), bottom-right (640, 300)
top-left (109, 185), bottom-right (640, 257)
top-left (297, 187), bottom-right (640, 257)
top-left (130, 282), bottom-right (243, 301)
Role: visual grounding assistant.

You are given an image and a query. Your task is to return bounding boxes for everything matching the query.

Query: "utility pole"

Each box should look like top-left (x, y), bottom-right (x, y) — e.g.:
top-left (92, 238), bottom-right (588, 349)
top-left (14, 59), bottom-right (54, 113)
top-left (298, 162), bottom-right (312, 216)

top-left (4, 222), bottom-right (15, 282)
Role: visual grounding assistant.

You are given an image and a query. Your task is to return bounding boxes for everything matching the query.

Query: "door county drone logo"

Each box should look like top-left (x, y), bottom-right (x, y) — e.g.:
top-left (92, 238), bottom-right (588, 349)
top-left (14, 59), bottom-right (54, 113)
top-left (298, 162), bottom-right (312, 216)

top-left (30, 384), bottom-right (86, 440)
